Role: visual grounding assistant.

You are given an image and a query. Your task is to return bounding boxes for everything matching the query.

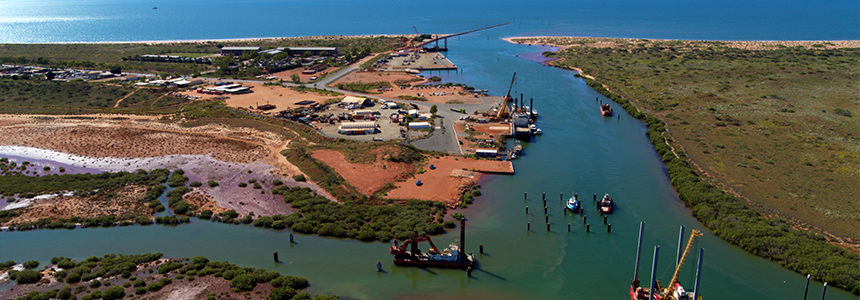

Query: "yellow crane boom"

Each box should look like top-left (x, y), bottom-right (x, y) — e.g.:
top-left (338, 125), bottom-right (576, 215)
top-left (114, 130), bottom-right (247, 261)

top-left (663, 229), bottom-right (703, 299)
top-left (495, 71), bottom-right (516, 119)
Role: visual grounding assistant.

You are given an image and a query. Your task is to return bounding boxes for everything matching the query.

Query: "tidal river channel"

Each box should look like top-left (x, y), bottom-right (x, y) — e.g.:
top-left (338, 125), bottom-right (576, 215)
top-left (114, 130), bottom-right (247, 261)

top-left (1, 29), bottom-right (854, 300)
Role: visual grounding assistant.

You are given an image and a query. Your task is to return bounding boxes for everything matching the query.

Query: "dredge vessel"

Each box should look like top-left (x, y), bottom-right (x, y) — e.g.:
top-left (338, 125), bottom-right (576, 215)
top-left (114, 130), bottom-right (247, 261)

top-left (389, 218), bottom-right (476, 269)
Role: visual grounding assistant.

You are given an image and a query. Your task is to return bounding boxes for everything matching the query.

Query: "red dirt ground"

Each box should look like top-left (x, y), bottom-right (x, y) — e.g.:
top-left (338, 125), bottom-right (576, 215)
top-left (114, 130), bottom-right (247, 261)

top-left (385, 156), bottom-right (512, 205)
top-left (332, 71), bottom-right (486, 104)
top-left (310, 148), bottom-right (413, 195)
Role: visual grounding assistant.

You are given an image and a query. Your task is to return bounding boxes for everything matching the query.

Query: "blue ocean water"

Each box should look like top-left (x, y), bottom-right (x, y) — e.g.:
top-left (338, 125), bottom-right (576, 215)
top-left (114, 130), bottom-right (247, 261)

top-left (0, 0), bottom-right (857, 43)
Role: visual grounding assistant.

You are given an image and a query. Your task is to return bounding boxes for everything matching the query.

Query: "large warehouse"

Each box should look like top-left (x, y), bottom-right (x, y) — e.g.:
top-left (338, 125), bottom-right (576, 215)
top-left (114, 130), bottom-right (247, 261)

top-left (288, 47), bottom-right (338, 56)
top-left (220, 47), bottom-right (261, 56)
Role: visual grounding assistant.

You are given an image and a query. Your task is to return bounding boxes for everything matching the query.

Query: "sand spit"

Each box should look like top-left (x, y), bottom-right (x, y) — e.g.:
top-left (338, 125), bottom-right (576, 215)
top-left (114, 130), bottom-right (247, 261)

top-left (504, 36), bottom-right (860, 51)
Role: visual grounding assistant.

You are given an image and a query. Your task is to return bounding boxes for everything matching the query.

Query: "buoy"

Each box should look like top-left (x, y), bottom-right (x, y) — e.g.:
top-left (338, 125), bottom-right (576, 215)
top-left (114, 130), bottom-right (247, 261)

top-left (273, 252), bottom-right (278, 262)
top-left (289, 233), bottom-right (294, 243)
top-left (479, 244), bottom-right (484, 254)
top-left (377, 261), bottom-right (383, 272)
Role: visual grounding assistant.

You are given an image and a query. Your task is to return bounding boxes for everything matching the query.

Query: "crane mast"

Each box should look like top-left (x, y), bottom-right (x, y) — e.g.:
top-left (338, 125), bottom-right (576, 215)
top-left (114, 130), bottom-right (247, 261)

top-left (496, 71), bottom-right (517, 119)
top-left (663, 229), bottom-right (703, 299)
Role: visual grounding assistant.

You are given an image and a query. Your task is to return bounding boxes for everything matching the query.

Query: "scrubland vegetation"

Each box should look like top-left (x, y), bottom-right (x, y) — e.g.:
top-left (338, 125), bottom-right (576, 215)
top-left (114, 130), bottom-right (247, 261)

top-left (542, 39), bottom-right (859, 293)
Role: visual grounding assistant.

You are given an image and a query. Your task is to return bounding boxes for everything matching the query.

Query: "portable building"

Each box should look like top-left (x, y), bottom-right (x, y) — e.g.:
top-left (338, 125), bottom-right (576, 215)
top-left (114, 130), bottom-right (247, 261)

top-left (407, 122), bottom-right (430, 129)
top-left (475, 149), bottom-right (498, 157)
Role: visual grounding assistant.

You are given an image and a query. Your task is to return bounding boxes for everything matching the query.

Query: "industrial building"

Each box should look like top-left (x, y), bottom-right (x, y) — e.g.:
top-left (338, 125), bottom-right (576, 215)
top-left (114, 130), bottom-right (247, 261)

top-left (221, 47), bottom-right (261, 56)
top-left (340, 96), bottom-right (373, 109)
top-left (338, 121), bottom-right (378, 135)
top-left (287, 47), bottom-right (338, 56)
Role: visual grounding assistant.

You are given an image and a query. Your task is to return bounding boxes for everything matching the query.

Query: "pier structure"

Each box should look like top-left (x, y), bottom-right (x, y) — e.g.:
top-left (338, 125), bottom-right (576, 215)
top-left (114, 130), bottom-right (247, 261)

top-left (416, 23), bottom-right (509, 51)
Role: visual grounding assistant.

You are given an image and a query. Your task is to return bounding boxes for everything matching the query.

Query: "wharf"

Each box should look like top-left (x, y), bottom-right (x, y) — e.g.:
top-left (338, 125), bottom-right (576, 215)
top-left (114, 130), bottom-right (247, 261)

top-left (376, 51), bottom-right (457, 72)
top-left (458, 160), bottom-right (515, 174)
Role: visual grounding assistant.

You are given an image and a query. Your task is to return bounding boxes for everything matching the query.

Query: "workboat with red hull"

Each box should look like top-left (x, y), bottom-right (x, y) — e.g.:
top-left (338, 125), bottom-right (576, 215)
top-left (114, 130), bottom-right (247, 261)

top-left (389, 219), bottom-right (476, 269)
top-left (598, 194), bottom-right (614, 214)
top-left (601, 103), bottom-right (613, 116)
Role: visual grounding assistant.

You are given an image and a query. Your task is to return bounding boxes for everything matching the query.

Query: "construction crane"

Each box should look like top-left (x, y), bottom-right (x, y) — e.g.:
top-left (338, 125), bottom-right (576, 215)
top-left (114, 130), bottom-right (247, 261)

top-left (495, 71), bottom-right (517, 119)
top-left (662, 229), bottom-right (703, 299)
top-left (413, 26), bottom-right (418, 35)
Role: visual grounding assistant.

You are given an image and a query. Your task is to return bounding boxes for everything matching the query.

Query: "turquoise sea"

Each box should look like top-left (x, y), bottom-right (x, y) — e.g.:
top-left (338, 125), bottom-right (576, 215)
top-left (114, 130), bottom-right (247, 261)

top-left (0, 0), bottom-right (857, 43)
top-left (1, 1), bottom-right (858, 299)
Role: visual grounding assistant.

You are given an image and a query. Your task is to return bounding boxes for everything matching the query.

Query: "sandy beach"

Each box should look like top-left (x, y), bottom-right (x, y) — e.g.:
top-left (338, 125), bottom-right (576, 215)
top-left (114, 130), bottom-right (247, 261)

top-left (503, 36), bottom-right (860, 50)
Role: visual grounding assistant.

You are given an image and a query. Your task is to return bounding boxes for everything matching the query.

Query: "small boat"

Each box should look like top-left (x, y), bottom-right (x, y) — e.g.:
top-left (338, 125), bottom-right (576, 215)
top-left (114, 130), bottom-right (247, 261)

top-left (599, 194), bottom-right (613, 214)
top-left (532, 109), bottom-right (538, 117)
top-left (529, 124), bottom-right (540, 135)
top-left (153, 6), bottom-right (157, 9)
top-left (601, 104), bottom-right (613, 116)
top-left (566, 193), bottom-right (580, 212)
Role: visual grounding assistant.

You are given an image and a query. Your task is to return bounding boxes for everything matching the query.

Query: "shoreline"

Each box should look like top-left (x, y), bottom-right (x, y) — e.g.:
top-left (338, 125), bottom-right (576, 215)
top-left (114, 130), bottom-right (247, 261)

top-left (28, 34), bottom-right (413, 45)
top-left (502, 36), bottom-right (860, 50)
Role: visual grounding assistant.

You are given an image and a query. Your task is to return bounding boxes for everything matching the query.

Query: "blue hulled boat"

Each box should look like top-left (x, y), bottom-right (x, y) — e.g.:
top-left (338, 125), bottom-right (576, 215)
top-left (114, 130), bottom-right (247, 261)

top-left (566, 193), bottom-right (581, 212)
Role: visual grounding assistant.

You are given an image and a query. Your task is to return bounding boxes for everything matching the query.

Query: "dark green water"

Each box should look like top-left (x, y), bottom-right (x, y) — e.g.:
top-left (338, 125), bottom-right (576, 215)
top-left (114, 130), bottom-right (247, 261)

top-left (1, 30), bottom-right (853, 299)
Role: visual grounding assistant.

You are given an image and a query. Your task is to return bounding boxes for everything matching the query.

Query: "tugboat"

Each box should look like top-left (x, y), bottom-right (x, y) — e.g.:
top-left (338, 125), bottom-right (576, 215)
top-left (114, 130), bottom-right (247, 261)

top-left (598, 194), bottom-right (614, 214)
top-left (566, 193), bottom-right (581, 212)
top-left (630, 222), bottom-right (705, 300)
top-left (601, 104), bottom-right (613, 116)
top-left (389, 218), bottom-right (476, 269)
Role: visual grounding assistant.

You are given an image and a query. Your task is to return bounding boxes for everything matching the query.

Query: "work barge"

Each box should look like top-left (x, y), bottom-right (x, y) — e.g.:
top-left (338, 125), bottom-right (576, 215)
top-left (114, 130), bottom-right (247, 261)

top-left (630, 222), bottom-right (705, 300)
top-left (474, 72), bottom-right (540, 142)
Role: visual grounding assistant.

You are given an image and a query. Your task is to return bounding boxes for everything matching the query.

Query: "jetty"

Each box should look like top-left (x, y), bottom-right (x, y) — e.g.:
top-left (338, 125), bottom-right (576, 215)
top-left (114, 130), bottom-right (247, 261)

top-left (417, 23), bottom-right (509, 51)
